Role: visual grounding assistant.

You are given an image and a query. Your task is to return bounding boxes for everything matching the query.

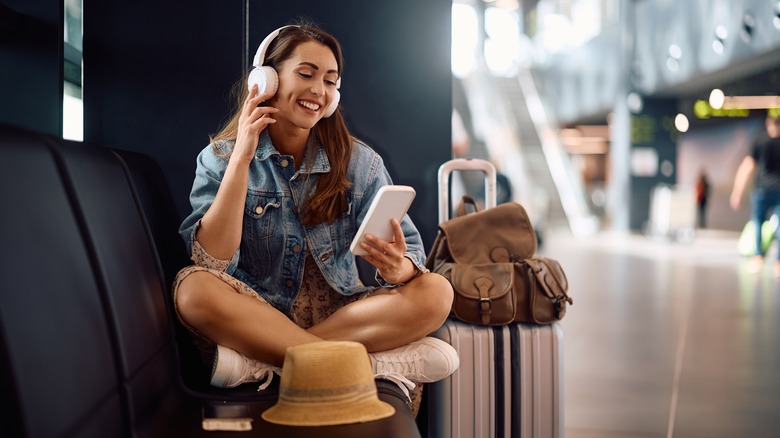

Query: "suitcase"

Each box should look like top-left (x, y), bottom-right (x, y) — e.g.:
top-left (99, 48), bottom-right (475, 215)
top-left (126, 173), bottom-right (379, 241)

top-left (648, 183), bottom-right (697, 242)
top-left (428, 320), bottom-right (564, 438)
top-left (425, 159), bottom-right (565, 438)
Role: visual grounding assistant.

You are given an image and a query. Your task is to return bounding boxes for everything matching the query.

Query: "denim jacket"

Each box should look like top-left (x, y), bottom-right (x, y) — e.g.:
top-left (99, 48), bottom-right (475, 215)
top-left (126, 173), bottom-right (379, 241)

top-left (179, 131), bottom-right (427, 313)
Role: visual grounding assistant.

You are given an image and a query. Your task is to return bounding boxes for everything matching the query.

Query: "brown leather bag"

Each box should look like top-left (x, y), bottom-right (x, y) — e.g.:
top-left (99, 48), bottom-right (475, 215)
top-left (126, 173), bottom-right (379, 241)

top-left (426, 200), bottom-right (572, 325)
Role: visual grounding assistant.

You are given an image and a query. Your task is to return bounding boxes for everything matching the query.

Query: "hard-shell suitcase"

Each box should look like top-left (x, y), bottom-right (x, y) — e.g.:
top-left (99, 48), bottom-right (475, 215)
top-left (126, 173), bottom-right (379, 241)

top-left (428, 320), bottom-right (564, 438)
top-left (425, 159), bottom-right (564, 438)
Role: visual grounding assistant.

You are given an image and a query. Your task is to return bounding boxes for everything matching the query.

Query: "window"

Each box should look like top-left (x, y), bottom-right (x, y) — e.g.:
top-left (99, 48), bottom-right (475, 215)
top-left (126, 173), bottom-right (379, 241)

top-left (63, 0), bottom-right (82, 141)
top-left (452, 2), bottom-right (478, 78)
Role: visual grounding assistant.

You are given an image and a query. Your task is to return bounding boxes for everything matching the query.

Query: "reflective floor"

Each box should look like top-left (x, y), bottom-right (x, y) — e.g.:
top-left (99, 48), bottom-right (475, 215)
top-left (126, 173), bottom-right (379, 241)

top-left (538, 229), bottom-right (780, 438)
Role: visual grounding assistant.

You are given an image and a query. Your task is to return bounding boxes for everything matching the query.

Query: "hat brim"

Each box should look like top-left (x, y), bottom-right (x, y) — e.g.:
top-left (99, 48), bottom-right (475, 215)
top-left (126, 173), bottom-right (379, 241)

top-left (261, 398), bottom-right (396, 427)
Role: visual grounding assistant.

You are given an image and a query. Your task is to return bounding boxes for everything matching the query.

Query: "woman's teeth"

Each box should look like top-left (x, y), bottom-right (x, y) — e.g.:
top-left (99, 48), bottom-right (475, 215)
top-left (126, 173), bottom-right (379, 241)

top-left (298, 100), bottom-right (320, 111)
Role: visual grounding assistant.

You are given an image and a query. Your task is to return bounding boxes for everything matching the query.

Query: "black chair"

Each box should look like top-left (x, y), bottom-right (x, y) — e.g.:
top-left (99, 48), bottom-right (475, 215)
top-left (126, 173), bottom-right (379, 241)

top-left (0, 123), bottom-right (421, 436)
top-left (0, 125), bottom-right (127, 437)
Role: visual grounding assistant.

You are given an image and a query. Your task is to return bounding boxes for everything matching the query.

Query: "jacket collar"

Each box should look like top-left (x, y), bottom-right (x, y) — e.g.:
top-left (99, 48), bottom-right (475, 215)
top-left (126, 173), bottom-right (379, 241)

top-left (255, 130), bottom-right (331, 174)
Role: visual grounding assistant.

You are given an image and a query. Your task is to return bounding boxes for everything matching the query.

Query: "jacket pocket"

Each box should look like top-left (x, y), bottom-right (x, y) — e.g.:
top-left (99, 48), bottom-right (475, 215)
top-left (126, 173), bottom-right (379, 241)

top-left (244, 193), bottom-right (281, 240)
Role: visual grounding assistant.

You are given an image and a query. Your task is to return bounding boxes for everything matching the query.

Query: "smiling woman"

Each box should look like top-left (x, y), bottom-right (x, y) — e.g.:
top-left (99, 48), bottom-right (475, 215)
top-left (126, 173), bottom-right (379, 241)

top-left (170, 20), bottom-right (459, 417)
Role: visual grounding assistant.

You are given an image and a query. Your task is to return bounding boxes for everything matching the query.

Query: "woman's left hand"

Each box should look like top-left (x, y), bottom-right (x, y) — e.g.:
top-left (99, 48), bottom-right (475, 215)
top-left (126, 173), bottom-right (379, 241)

top-left (360, 219), bottom-right (412, 285)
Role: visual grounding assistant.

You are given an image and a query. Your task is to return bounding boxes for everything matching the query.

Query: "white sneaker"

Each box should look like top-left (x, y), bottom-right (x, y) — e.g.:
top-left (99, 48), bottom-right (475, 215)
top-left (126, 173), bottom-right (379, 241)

top-left (369, 337), bottom-right (459, 384)
top-left (210, 345), bottom-right (280, 391)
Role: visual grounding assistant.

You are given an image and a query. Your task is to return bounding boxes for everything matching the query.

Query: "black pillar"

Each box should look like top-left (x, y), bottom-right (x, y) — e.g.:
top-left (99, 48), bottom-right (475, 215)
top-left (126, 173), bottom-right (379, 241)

top-left (0, 1), bottom-right (63, 136)
top-left (83, 0), bottom-right (244, 221)
top-left (629, 98), bottom-right (678, 231)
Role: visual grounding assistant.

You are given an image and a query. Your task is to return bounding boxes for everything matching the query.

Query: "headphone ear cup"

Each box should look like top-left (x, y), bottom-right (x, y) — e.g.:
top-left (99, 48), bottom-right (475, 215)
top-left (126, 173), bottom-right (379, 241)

top-left (247, 66), bottom-right (279, 96)
top-left (323, 89), bottom-right (340, 118)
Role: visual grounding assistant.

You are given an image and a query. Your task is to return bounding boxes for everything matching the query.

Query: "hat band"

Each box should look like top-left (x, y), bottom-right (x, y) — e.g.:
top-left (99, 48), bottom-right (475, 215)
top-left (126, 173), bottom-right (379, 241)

top-left (279, 382), bottom-right (377, 404)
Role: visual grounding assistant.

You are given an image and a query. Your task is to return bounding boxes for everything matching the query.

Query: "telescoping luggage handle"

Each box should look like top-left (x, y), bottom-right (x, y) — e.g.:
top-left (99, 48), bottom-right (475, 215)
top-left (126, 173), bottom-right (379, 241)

top-left (437, 158), bottom-right (497, 224)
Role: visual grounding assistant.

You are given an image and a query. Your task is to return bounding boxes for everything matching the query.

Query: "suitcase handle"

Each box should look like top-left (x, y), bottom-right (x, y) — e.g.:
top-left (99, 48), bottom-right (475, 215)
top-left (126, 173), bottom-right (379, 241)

top-left (438, 158), bottom-right (497, 223)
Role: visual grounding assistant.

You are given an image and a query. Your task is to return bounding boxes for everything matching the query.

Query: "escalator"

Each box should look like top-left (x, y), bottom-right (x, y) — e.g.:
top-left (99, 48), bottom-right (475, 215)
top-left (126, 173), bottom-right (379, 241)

top-left (458, 66), bottom-right (598, 237)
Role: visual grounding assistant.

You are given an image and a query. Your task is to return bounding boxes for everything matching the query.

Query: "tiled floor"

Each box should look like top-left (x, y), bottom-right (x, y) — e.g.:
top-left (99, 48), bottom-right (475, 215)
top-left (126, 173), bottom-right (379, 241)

top-left (538, 229), bottom-right (780, 438)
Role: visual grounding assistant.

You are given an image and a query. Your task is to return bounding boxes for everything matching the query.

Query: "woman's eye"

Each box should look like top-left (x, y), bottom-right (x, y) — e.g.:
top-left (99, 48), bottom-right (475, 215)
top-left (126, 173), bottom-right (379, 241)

top-left (298, 72), bottom-right (313, 79)
top-left (325, 80), bottom-right (337, 86)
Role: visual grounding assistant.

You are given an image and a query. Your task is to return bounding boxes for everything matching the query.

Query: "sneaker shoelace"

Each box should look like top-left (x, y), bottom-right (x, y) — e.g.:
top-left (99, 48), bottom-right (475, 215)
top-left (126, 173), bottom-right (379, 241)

top-left (372, 351), bottom-right (421, 401)
top-left (244, 359), bottom-right (280, 391)
top-left (374, 372), bottom-right (415, 401)
top-left (373, 351), bottom-right (421, 378)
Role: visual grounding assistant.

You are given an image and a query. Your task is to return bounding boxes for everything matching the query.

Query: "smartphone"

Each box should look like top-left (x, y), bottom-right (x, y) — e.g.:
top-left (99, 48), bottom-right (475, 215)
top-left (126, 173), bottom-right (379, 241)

top-left (350, 185), bottom-right (416, 256)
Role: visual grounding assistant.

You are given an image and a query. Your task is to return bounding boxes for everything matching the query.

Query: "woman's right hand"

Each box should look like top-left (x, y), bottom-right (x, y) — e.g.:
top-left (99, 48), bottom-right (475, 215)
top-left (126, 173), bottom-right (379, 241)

top-left (232, 84), bottom-right (279, 164)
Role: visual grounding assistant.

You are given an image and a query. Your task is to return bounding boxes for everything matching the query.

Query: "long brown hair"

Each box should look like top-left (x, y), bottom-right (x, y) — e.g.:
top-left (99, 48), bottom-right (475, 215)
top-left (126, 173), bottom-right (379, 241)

top-left (211, 22), bottom-right (353, 226)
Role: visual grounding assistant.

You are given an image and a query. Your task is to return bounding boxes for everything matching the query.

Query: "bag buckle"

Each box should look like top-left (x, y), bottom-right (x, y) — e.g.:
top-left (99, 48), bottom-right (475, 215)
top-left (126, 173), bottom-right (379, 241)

top-left (479, 297), bottom-right (492, 324)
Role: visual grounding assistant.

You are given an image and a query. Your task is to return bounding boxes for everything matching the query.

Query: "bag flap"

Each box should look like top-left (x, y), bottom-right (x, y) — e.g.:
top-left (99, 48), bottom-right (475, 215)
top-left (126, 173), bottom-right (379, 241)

top-left (450, 263), bottom-right (514, 300)
top-left (439, 202), bottom-right (536, 264)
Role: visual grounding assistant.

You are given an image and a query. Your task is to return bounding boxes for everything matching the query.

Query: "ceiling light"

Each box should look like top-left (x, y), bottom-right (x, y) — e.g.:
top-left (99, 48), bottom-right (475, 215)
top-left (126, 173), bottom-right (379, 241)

top-left (668, 44), bottom-right (682, 59)
top-left (674, 113), bottom-right (689, 133)
top-left (715, 25), bottom-right (728, 40)
top-left (627, 92), bottom-right (644, 113)
top-left (712, 40), bottom-right (724, 54)
top-left (709, 89), bottom-right (725, 109)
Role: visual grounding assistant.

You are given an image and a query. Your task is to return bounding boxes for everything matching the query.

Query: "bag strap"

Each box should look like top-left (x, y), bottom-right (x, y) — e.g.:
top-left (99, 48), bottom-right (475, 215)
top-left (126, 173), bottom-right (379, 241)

top-left (455, 195), bottom-right (480, 218)
top-left (524, 258), bottom-right (574, 305)
top-left (425, 231), bottom-right (447, 271)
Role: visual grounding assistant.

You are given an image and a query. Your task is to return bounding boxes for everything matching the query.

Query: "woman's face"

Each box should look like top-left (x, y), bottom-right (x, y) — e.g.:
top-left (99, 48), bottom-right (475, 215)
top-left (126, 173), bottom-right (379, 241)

top-left (272, 40), bottom-right (339, 130)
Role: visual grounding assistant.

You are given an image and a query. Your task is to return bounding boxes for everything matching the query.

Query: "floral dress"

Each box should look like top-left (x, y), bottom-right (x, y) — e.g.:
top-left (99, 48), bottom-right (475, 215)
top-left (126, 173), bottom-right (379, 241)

top-left (172, 240), bottom-right (423, 416)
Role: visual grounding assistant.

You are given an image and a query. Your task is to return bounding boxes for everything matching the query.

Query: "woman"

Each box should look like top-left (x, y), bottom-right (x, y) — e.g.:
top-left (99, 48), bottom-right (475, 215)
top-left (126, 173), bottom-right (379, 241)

top-left (173, 22), bottom-right (457, 397)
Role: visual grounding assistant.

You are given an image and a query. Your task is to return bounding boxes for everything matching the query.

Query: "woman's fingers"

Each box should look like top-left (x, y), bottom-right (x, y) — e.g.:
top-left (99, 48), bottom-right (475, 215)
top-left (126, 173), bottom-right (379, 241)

top-left (243, 84), bottom-right (275, 114)
top-left (360, 220), bottom-right (407, 267)
top-left (231, 87), bottom-right (279, 161)
top-left (248, 105), bottom-right (279, 122)
top-left (389, 219), bottom-right (406, 251)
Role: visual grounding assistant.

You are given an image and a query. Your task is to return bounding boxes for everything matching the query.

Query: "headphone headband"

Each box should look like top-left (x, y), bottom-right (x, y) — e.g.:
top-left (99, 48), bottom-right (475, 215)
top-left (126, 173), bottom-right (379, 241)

top-left (248, 24), bottom-right (342, 117)
top-left (252, 25), bottom-right (299, 67)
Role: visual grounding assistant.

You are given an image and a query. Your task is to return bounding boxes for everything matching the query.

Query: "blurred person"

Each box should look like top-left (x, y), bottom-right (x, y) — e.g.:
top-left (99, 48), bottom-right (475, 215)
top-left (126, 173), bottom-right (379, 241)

top-left (172, 21), bottom-right (458, 406)
top-left (730, 114), bottom-right (780, 274)
top-left (695, 169), bottom-right (710, 228)
top-left (452, 108), bottom-right (469, 158)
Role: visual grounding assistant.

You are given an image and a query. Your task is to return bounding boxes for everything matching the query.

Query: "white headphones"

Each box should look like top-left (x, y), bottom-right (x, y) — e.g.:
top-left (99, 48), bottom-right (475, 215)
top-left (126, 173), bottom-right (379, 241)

top-left (248, 25), bottom-right (341, 118)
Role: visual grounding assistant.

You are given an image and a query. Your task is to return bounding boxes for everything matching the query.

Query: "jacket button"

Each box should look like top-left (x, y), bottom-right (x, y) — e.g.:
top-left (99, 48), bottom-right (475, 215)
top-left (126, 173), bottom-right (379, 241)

top-left (255, 206), bottom-right (263, 214)
top-left (280, 159), bottom-right (289, 167)
top-left (292, 245), bottom-right (301, 253)
top-left (286, 279), bottom-right (294, 287)
top-left (320, 252), bottom-right (330, 262)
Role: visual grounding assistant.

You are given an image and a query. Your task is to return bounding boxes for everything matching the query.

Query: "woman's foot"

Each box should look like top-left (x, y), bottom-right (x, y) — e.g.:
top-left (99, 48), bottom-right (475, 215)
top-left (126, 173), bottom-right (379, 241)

top-left (369, 337), bottom-right (460, 383)
top-left (210, 344), bottom-right (280, 390)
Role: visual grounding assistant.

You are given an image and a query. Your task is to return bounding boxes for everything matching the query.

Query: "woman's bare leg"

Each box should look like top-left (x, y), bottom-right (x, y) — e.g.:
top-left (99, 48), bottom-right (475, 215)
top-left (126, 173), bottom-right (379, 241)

top-left (307, 273), bottom-right (453, 352)
top-left (175, 271), bottom-right (321, 366)
top-left (176, 271), bottom-right (453, 366)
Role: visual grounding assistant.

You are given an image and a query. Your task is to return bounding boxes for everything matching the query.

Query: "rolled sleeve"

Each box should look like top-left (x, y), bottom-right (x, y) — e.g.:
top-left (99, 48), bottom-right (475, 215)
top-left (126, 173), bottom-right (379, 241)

top-left (179, 143), bottom-right (240, 274)
top-left (188, 220), bottom-right (240, 273)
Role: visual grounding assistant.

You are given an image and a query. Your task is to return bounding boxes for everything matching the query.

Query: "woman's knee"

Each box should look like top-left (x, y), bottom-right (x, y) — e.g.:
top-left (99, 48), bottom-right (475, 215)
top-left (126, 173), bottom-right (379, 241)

top-left (175, 272), bottom-right (219, 323)
top-left (412, 272), bottom-right (453, 321)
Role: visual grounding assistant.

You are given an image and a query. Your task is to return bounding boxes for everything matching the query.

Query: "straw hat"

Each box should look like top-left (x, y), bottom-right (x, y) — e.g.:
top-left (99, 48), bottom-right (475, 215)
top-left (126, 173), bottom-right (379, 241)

top-left (261, 341), bottom-right (395, 426)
